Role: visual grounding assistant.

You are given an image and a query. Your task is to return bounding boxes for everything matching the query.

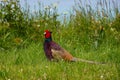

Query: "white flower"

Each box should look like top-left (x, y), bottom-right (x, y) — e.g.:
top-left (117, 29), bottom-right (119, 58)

top-left (45, 23), bottom-right (48, 26)
top-left (37, 25), bottom-right (40, 28)
top-left (43, 73), bottom-right (47, 79)
top-left (20, 68), bottom-right (23, 72)
top-left (52, 3), bottom-right (58, 8)
top-left (44, 5), bottom-right (50, 9)
top-left (110, 28), bottom-right (115, 32)
top-left (63, 11), bottom-right (68, 15)
top-left (1, 0), bottom-right (7, 2)
top-left (45, 66), bottom-right (48, 68)
top-left (10, 9), bottom-right (14, 13)
top-left (34, 20), bottom-right (39, 23)
top-left (100, 75), bottom-right (104, 79)
top-left (11, 4), bottom-right (15, 8)
top-left (50, 8), bottom-right (53, 12)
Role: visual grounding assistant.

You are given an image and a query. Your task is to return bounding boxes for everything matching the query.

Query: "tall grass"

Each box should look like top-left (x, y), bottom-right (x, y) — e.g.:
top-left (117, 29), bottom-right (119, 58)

top-left (0, 0), bottom-right (120, 80)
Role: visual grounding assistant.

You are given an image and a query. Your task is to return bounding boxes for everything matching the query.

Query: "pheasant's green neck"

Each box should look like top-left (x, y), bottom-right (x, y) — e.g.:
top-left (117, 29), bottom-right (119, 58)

top-left (45, 37), bottom-right (52, 42)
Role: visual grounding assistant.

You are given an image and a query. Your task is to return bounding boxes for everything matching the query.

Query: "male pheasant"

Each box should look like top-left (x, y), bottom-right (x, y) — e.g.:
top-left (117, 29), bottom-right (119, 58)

top-left (43, 30), bottom-right (105, 64)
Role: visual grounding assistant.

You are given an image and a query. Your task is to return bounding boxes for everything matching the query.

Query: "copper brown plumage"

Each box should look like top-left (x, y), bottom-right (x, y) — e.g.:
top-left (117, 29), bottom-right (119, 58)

top-left (43, 30), bottom-right (105, 64)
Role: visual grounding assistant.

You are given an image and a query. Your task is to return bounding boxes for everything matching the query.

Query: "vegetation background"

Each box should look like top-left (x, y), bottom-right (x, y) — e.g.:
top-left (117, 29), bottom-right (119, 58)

top-left (0, 0), bottom-right (120, 80)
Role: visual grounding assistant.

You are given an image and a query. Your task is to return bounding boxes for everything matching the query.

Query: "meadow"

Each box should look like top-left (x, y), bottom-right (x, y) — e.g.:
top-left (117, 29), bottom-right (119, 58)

top-left (0, 0), bottom-right (120, 80)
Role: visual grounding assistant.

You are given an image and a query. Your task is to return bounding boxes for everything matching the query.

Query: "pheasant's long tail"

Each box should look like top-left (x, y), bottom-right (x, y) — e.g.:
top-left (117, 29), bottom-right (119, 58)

top-left (71, 57), bottom-right (105, 65)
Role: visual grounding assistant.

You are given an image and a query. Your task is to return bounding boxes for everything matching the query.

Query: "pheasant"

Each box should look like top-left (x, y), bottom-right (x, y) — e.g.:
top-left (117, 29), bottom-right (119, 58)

top-left (43, 30), bottom-right (105, 64)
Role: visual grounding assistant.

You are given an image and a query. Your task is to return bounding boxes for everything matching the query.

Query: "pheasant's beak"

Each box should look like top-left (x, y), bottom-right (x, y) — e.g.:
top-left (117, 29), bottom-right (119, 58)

top-left (44, 31), bottom-right (52, 35)
top-left (44, 32), bottom-right (46, 35)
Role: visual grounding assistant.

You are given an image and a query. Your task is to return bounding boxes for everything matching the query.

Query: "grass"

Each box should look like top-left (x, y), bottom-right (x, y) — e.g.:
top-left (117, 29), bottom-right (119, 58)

top-left (0, 42), bottom-right (120, 80)
top-left (0, 0), bottom-right (120, 80)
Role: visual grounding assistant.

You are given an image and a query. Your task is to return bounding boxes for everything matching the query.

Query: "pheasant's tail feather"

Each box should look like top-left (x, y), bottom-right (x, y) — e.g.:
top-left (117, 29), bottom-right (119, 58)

top-left (71, 57), bottom-right (106, 65)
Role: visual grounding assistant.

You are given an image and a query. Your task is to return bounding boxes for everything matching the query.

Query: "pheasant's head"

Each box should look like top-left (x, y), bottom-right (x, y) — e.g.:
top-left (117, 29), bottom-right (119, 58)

top-left (44, 30), bottom-right (52, 39)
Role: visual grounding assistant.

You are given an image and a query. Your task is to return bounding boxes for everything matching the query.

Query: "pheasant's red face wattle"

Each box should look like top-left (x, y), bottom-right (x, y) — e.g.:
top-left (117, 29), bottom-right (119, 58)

top-left (44, 30), bottom-right (51, 38)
